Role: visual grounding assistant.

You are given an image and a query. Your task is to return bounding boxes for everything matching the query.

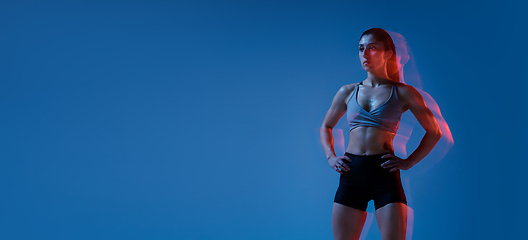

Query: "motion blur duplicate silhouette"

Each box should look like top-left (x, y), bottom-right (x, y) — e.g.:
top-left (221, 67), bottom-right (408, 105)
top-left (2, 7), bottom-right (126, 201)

top-left (386, 30), bottom-right (454, 173)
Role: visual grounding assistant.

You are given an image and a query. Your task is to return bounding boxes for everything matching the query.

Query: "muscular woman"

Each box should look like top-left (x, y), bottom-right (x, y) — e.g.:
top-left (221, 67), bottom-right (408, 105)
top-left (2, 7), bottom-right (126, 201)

top-left (320, 28), bottom-right (442, 240)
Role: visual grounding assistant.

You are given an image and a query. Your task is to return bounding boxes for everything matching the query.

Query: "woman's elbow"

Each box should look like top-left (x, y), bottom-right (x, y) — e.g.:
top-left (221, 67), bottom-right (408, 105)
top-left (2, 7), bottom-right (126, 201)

top-left (320, 121), bottom-right (335, 130)
top-left (320, 126), bottom-right (333, 136)
top-left (425, 126), bottom-right (442, 139)
top-left (321, 124), bottom-right (332, 130)
top-left (432, 128), bottom-right (442, 140)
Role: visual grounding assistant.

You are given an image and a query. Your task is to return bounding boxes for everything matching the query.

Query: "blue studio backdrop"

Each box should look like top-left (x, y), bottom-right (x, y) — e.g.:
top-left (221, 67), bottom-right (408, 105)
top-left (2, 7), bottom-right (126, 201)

top-left (1, 0), bottom-right (526, 239)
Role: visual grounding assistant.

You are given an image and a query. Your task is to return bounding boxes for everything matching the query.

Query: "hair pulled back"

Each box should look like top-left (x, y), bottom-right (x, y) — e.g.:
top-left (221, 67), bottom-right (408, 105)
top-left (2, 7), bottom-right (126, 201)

top-left (359, 28), bottom-right (399, 82)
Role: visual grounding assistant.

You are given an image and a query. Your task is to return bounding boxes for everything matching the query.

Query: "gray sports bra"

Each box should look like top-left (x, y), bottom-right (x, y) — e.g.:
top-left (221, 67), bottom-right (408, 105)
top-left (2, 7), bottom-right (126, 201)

top-left (346, 82), bottom-right (403, 134)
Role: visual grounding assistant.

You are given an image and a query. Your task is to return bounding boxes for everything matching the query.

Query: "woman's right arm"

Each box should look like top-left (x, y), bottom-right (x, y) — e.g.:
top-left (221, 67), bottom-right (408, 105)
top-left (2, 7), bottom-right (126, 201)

top-left (320, 84), bottom-right (354, 172)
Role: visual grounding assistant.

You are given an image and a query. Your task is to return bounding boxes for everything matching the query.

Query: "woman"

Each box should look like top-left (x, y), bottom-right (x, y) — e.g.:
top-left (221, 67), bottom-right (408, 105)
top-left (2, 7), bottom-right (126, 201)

top-left (320, 28), bottom-right (442, 240)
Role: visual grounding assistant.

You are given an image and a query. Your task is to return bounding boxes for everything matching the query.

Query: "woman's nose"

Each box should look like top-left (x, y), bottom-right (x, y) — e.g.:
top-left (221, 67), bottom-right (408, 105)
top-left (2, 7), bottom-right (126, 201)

top-left (362, 48), bottom-right (371, 56)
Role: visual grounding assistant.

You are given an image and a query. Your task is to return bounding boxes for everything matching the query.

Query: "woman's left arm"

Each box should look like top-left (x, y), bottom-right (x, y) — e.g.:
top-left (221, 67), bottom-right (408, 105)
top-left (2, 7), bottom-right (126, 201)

top-left (399, 85), bottom-right (442, 167)
top-left (382, 85), bottom-right (443, 171)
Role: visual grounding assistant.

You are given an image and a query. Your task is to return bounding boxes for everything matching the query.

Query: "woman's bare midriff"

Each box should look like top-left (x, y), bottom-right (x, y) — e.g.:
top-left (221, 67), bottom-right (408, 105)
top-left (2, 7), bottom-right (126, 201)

top-left (346, 126), bottom-right (395, 155)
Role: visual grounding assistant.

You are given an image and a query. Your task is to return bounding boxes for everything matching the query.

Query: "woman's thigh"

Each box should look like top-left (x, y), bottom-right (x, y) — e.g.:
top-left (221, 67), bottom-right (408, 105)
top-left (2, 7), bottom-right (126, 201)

top-left (332, 202), bottom-right (367, 240)
top-left (375, 202), bottom-right (407, 240)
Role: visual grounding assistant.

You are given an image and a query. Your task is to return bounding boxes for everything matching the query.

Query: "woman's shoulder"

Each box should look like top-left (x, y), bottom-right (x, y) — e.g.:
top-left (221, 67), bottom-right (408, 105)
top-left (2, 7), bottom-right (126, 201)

top-left (340, 82), bottom-right (361, 91)
top-left (338, 83), bottom-right (359, 105)
top-left (393, 82), bottom-right (419, 96)
top-left (393, 82), bottom-right (423, 106)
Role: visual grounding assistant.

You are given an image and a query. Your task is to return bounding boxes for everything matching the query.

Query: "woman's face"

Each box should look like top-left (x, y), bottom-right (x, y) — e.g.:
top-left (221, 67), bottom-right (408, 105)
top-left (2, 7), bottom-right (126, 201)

top-left (358, 34), bottom-right (392, 72)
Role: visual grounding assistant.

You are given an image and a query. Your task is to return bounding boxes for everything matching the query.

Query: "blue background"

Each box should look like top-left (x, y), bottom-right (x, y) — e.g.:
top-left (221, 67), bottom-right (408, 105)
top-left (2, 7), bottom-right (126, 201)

top-left (1, 0), bottom-right (526, 239)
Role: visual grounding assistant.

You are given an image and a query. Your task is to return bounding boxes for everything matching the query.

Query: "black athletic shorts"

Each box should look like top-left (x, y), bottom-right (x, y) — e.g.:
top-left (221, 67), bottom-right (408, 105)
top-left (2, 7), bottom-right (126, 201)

top-left (334, 151), bottom-right (407, 211)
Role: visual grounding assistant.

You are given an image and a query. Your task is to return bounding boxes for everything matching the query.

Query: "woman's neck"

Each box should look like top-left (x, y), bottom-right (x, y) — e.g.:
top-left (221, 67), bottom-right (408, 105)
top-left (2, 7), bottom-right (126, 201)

top-left (364, 72), bottom-right (393, 86)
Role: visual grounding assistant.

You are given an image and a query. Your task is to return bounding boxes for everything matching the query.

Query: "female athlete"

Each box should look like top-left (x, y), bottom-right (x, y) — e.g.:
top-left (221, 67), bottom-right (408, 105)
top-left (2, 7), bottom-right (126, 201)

top-left (320, 28), bottom-right (442, 240)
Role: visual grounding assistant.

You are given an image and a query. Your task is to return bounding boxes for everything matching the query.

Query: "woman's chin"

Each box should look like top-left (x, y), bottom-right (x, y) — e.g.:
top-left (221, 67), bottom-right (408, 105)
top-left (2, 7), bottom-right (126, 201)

top-left (362, 66), bottom-right (374, 71)
top-left (362, 64), bottom-right (381, 72)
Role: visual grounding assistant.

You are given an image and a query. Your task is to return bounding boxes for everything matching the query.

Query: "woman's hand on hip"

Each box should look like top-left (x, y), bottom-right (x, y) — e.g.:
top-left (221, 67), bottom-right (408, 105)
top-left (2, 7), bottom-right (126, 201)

top-left (328, 156), bottom-right (352, 174)
top-left (380, 153), bottom-right (414, 172)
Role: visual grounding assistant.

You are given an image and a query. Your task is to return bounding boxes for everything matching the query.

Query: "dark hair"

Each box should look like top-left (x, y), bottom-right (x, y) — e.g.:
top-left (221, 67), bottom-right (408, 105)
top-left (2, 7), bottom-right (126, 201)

top-left (359, 28), bottom-right (399, 82)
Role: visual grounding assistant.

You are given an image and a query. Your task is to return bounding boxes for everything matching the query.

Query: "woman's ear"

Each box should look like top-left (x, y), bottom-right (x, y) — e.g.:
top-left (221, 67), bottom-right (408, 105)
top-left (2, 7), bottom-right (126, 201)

top-left (384, 49), bottom-right (394, 60)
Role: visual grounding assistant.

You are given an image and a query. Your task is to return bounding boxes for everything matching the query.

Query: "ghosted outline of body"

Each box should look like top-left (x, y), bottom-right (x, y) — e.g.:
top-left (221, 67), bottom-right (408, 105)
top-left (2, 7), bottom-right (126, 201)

top-left (320, 28), bottom-right (442, 240)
